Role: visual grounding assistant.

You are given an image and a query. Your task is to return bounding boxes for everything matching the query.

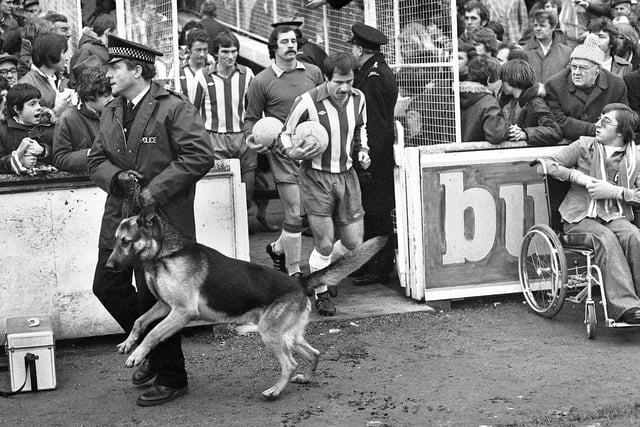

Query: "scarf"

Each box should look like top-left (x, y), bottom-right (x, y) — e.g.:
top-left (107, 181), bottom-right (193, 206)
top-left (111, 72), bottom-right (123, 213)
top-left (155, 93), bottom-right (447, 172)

top-left (587, 140), bottom-right (637, 219)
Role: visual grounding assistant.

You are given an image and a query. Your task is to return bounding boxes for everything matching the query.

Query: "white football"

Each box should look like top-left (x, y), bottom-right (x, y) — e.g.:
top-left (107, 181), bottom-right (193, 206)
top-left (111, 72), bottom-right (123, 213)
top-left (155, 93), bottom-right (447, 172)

top-left (252, 117), bottom-right (284, 147)
top-left (293, 121), bottom-right (329, 159)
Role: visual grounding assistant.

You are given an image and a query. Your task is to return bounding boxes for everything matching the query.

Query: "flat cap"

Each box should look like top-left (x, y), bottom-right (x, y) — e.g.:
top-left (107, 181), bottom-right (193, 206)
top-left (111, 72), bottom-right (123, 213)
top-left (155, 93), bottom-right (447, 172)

top-left (107, 35), bottom-right (163, 64)
top-left (611, 0), bottom-right (631, 6)
top-left (348, 23), bottom-right (388, 50)
top-left (271, 20), bottom-right (303, 28)
top-left (0, 53), bottom-right (18, 66)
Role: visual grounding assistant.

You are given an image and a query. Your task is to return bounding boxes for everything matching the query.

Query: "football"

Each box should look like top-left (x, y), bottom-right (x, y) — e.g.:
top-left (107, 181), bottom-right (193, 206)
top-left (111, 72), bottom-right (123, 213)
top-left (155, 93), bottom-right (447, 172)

top-left (293, 121), bottom-right (329, 159)
top-left (252, 117), bottom-right (284, 148)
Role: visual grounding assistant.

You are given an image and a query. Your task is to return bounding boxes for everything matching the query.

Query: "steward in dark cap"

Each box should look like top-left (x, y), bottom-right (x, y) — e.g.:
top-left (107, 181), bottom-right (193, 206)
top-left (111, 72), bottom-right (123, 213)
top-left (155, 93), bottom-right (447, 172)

top-left (88, 35), bottom-right (215, 407)
top-left (349, 22), bottom-right (398, 286)
top-left (271, 19), bottom-right (327, 73)
top-left (349, 22), bottom-right (389, 51)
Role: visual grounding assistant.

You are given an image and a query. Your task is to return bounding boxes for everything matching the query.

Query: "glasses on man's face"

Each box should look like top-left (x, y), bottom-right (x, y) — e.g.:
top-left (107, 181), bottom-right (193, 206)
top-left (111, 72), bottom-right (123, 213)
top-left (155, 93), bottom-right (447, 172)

top-left (0, 68), bottom-right (18, 77)
top-left (570, 63), bottom-right (596, 73)
top-left (597, 114), bottom-right (618, 128)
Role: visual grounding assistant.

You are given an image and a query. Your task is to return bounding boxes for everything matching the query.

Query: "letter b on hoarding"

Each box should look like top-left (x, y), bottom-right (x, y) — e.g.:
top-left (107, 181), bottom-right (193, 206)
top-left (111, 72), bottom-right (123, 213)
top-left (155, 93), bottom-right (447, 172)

top-left (440, 172), bottom-right (496, 264)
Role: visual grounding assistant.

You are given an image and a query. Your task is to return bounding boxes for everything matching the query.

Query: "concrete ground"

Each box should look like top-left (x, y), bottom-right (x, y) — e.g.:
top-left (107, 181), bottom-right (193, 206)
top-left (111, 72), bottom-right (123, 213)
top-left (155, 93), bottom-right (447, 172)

top-left (245, 198), bottom-right (434, 322)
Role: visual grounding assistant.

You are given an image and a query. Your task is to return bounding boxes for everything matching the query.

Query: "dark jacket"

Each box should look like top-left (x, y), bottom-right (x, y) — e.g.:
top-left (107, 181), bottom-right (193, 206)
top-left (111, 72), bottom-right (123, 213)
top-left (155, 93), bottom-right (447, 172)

top-left (297, 40), bottom-right (327, 74)
top-left (53, 104), bottom-right (101, 172)
top-left (353, 52), bottom-right (398, 214)
top-left (0, 117), bottom-right (54, 173)
top-left (87, 82), bottom-right (215, 249)
top-left (200, 17), bottom-right (227, 53)
top-left (610, 55), bottom-right (633, 79)
top-left (499, 85), bottom-right (562, 146)
top-left (624, 69), bottom-right (640, 113)
top-left (69, 34), bottom-right (109, 74)
top-left (545, 67), bottom-right (628, 141)
top-left (460, 81), bottom-right (509, 144)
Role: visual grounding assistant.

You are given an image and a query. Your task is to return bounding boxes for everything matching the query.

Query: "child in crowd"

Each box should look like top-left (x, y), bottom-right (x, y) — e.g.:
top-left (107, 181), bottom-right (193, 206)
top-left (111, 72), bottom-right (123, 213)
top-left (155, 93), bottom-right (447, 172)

top-left (53, 62), bottom-right (112, 172)
top-left (499, 59), bottom-right (562, 145)
top-left (460, 55), bottom-right (509, 143)
top-left (0, 82), bottom-right (54, 174)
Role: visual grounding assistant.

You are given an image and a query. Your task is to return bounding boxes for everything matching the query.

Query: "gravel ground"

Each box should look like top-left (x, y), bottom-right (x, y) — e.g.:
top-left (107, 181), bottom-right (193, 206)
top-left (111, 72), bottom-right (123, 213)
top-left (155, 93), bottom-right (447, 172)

top-left (2, 293), bottom-right (640, 426)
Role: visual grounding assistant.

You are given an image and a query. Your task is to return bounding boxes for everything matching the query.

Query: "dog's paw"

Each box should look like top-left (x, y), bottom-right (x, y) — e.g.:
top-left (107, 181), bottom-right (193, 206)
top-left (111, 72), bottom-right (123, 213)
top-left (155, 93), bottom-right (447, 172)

top-left (261, 388), bottom-right (282, 401)
top-left (290, 373), bottom-right (311, 384)
top-left (235, 323), bottom-right (259, 335)
top-left (117, 339), bottom-right (136, 354)
top-left (126, 347), bottom-right (149, 367)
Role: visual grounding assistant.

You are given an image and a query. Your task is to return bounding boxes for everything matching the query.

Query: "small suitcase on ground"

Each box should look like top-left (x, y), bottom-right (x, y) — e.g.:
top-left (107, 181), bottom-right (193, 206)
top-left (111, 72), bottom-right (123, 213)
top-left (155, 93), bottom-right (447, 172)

top-left (4, 315), bottom-right (56, 392)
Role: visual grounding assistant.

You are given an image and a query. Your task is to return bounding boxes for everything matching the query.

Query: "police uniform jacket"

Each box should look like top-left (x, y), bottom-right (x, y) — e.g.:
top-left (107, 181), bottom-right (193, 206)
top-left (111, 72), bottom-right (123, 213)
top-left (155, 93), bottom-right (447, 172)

top-left (88, 81), bottom-right (215, 249)
top-left (354, 52), bottom-right (398, 213)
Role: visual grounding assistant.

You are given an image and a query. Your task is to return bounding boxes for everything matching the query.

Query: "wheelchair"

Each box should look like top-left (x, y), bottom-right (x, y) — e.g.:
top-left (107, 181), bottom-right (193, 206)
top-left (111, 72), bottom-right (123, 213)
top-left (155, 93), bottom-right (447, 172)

top-left (518, 160), bottom-right (640, 339)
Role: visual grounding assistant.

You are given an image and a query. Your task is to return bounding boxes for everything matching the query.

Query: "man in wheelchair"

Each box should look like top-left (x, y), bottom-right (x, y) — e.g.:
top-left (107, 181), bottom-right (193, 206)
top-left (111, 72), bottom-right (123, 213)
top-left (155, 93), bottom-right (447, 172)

top-left (541, 103), bottom-right (640, 325)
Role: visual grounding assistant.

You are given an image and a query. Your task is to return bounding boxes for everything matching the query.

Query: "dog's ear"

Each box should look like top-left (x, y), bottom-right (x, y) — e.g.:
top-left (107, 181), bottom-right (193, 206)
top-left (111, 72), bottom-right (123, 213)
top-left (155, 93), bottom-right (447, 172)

top-left (136, 205), bottom-right (157, 228)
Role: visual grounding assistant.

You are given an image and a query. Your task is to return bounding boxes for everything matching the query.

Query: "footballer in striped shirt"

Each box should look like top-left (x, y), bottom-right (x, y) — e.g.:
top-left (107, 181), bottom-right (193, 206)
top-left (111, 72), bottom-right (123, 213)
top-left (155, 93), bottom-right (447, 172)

top-left (280, 52), bottom-right (372, 316)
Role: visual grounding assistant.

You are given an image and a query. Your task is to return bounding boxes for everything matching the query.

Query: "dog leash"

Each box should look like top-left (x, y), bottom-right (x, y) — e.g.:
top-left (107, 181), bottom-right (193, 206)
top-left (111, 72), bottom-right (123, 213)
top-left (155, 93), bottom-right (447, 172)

top-left (0, 352), bottom-right (39, 397)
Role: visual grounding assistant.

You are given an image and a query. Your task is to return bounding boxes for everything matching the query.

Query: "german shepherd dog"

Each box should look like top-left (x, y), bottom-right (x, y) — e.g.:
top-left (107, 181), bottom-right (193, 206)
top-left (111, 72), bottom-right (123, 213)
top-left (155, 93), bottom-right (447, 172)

top-left (106, 207), bottom-right (386, 399)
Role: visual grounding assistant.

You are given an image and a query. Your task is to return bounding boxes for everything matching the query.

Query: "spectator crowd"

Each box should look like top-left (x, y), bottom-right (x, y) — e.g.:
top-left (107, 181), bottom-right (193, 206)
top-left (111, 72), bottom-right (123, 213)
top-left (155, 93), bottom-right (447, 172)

top-left (453, 0), bottom-right (640, 145)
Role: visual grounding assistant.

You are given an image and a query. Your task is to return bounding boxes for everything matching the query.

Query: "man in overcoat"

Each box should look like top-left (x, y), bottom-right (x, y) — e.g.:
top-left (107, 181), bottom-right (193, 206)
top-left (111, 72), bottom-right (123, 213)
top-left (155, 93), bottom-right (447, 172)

top-left (88, 35), bottom-right (214, 407)
top-left (350, 23), bottom-right (398, 285)
top-left (545, 33), bottom-right (629, 141)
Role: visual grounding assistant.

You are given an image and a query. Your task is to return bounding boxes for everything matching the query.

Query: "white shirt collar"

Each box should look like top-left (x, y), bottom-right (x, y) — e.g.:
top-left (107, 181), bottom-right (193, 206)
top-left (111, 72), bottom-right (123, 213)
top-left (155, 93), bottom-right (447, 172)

top-left (270, 60), bottom-right (306, 78)
top-left (32, 64), bottom-right (57, 89)
top-left (130, 84), bottom-right (151, 108)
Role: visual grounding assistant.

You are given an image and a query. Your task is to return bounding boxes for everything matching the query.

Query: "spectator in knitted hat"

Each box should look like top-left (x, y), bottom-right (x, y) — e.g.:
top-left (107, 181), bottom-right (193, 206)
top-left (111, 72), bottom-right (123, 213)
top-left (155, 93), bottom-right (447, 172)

top-left (545, 33), bottom-right (629, 140)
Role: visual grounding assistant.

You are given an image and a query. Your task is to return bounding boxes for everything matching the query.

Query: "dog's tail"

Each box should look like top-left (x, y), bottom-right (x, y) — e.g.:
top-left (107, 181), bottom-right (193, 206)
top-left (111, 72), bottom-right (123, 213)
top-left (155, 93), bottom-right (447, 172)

top-left (301, 236), bottom-right (388, 296)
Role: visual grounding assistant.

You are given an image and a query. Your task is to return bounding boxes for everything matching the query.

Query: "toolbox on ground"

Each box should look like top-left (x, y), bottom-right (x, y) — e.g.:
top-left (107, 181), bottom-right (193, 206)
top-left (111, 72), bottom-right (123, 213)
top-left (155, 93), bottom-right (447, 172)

top-left (4, 315), bottom-right (56, 392)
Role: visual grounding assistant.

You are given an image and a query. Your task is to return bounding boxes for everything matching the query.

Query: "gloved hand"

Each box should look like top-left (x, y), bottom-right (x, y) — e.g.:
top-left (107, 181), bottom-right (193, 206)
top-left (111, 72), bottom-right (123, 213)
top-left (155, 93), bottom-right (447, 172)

top-left (114, 170), bottom-right (144, 197)
top-left (570, 170), bottom-right (595, 187)
top-left (586, 180), bottom-right (623, 200)
top-left (135, 186), bottom-right (157, 208)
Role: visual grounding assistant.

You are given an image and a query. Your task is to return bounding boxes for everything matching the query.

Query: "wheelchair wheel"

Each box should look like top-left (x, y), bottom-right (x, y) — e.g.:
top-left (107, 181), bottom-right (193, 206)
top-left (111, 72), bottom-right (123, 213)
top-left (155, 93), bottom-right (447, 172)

top-left (519, 224), bottom-right (568, 318)
top-left (585, 302), bottom-right (596, 339)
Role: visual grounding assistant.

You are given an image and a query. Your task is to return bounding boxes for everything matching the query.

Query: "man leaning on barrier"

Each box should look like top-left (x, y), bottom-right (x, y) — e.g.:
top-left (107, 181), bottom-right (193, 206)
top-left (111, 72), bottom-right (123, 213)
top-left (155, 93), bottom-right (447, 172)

top-left (539, 103), bottom-right (640, 325)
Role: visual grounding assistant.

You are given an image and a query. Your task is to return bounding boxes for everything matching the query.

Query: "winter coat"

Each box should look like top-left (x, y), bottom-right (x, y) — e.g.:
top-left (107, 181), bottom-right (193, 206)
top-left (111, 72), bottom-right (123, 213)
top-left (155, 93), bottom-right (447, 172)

top-left (87, 82), bottom-right (215, 249)
top-left (53, 104), bottom-right (100, 172)
top-left (353, 52), bottom-right (398, 215)
top-left (0, 116), bottom-right (54, 173)
top-left (545, 67), bottom-right (628, 141)
top-left (69, 34), bottom-right (109, 73)
top-left (522, 37), bottom-right (572, 83)
top-left (609, 55), bottom-right (633, 79)
top-left (624, 69), bottom-right (640, 113)
top-left (499, 85), bottom-right (562, 146)
top-left (460, 81), bottom-right (509, 144)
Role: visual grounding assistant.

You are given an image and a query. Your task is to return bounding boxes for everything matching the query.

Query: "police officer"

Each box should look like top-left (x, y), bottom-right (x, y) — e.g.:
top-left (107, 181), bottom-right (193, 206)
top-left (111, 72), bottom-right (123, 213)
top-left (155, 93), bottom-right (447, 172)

top-left (349, 23), bottom-right (398, 285)
top-left (88, 35), bottom-right (215, 406)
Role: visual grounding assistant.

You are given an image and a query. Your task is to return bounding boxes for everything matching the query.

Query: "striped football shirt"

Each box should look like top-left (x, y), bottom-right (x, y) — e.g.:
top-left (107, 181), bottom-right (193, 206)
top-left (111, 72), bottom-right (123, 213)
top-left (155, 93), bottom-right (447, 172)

top-left (200, 64), bottom-right (254, 133)
top-left (281, 82), bottom-right (368, 173)
top-left (178, 64), bottom-right (206, 108)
